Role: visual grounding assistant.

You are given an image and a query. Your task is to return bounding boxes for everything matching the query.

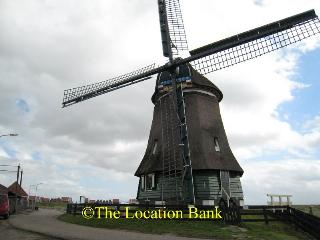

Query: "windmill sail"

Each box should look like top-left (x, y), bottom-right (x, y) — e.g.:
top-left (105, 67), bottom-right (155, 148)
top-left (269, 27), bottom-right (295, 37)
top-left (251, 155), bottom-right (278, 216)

top-left (165, 0), bottom-right (189, 56)
top-left (185, 10), bottom-right (320, 74)
top-left (62, 64), bottom-right (162, 107)
top-left (62, 9), bottom-right (320, 107)
top-left (158, 0), bottom-right (189, 58)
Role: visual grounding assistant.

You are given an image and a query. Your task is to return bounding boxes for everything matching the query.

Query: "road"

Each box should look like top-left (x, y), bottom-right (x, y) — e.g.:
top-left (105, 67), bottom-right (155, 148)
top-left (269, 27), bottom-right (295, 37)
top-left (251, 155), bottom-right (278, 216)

top-left (0, 218), bottom-right (57, 240)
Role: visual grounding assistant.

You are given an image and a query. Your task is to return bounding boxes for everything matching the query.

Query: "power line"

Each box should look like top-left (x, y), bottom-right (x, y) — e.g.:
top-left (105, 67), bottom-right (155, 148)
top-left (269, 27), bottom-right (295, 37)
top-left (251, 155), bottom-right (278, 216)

top-left (0, 169), bottom-right (17, 172)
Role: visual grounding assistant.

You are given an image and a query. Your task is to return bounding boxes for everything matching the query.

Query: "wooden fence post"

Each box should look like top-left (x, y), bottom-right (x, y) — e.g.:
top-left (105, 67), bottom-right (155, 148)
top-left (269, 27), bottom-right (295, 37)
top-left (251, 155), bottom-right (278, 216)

top-left (285, 206), bottom-right (290, 224)
top-left (309, 206), bottom-right (313, 215)
top-left (263, 207), bottom-right (269, 225)
top-left (236, 206), bottom-right (241, 224)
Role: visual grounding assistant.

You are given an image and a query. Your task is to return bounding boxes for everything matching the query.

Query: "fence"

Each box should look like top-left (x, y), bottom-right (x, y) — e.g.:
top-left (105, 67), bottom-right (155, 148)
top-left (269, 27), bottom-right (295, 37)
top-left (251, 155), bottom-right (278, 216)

top-left (288, 207), bottom-right (320, 239)
top-left (241, 205), bottom-right (320, 239)
top-left (241, 205), bottom-right (288, 224)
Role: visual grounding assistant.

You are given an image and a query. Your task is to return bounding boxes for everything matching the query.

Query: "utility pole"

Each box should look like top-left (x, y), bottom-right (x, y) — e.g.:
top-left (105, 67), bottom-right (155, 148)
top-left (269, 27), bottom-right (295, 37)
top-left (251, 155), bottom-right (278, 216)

top-left (19, 170), bottom-right (23, 187)
top-left (34, 183), bottom-right (43, 210)
top-left (15, 164), bottom-right (20, 213)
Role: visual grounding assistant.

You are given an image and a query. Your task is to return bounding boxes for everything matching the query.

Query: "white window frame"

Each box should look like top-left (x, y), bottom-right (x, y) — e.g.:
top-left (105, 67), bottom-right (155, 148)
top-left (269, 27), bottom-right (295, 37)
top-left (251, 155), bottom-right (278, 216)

top-left (151, 174), bottom-right (155, 188)
top-left (202, 200), bottom-right (215, 206)
top-left (152, 141), bottom-right (158, 155)
top-left (146, 173), bottom-right (155, 191)
top-left (214, 137), bottom-right (220, 152)
top-left (141, 175), bottom-right (145, 191)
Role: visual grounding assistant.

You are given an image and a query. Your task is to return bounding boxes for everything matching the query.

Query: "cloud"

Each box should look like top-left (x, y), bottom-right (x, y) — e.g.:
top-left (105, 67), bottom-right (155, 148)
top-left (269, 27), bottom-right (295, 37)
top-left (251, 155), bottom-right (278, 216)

top-left (242, 159), bottom-right (320, 204)
top-left (0, 0), bottom-right (319, 203)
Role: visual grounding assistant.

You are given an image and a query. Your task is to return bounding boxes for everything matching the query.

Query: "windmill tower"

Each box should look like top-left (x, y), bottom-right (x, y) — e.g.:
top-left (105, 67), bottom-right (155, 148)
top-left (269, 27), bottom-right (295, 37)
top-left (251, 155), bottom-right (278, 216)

top-left (62, 1), bottom-right (320, 206)
top-left (135, 62), bottom-right (244, 206)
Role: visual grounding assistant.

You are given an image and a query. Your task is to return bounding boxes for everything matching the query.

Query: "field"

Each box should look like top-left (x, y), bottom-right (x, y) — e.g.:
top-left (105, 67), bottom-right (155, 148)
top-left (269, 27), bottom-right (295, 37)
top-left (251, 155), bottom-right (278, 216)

top-left (59, 214), bottom-right (312, 240)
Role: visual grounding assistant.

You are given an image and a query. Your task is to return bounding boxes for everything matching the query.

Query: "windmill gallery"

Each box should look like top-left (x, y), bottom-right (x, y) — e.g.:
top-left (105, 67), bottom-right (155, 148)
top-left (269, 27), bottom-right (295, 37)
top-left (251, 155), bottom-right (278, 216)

top-left (62, 0), bottom-right (320, 207)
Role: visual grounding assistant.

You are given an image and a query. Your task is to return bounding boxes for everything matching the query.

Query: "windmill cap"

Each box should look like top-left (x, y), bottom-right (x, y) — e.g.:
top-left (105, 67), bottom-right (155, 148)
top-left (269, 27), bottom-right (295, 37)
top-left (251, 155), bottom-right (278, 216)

top-left (151, 63), bottom-right (223, 103)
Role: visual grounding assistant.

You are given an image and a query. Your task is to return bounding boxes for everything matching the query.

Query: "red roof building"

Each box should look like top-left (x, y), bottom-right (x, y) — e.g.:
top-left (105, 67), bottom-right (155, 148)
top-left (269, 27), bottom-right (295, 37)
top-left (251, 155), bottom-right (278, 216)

top-left (8, 181), bottom-right (28, 197)
top-left (112, 199), bottom-right (120, 204)
top-left (40, 197), bottom-right (50, 203)
top-left (0, 184), bottom-right (9, 194)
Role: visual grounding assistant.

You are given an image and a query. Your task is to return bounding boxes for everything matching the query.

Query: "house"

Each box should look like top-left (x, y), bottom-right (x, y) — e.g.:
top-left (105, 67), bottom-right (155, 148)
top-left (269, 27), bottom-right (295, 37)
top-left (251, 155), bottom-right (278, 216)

top-left (3, 182), bottom-right (28, 212)
top-left (29, 195), bottom-right (41, 202)
top-left (61, 197), bottom-right (72, 203)
top-left (40, 197), bottom-right (50, 203)
top-left (28, 195), bottom-right (36, 201)
top-left (0, 184), bottom-right (9, 195)
top-left (0, 184), bottom-right (16, 199)
top-left (28, 196), bottom-right (49, 203)
top-left (112, 199), bottom-right (120, 204)
top-left (129, 199), bottom-right (139, 204)
top-left (8, 181), bottom-right (28, 198)
top-left (50, 197), bottom-right (59, 202)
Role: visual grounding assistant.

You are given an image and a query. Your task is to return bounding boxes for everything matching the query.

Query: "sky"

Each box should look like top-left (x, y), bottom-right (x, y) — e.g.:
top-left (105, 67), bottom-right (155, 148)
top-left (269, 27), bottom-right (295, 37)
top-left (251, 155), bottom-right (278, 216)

top-left (0, 0), bottom-right (319, 205)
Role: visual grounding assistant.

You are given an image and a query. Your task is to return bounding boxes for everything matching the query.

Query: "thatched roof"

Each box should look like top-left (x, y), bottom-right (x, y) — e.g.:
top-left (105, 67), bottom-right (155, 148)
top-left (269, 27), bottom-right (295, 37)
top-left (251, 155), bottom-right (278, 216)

top-left (135, 64), bottom-right (243, 176)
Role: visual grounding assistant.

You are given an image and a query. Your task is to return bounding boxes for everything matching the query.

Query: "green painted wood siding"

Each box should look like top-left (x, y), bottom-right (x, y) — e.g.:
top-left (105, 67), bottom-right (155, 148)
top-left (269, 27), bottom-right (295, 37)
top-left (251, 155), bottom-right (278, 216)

top-left (193, 172), bottom-right (243, 200)
top-left (230, 176), bottom-right (243, 198)
top-left (137, 172), bottom-right (243, 201)
top-left (138, 175), bottom-right (181, 200)
top-left (193, 173), bottom-right (220, 200)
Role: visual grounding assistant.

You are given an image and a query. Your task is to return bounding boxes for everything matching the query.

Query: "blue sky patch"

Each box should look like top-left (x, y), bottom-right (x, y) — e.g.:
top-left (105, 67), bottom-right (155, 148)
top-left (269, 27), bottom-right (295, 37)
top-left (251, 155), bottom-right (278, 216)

top-left (0, 141), bottom-right (17, 158)
top-left (277, 48), bottom-right (320, 132)
top-left (31, 151), bottom-right (42, 161)
top-left (16, 99), bottom-right (30, 113)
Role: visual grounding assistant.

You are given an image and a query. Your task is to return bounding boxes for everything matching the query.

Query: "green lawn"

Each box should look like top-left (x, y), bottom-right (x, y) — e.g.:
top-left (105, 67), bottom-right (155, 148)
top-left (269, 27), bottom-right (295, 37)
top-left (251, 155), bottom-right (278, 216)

top-left (58, 214), bottom-right (312, 240)
top-left (38, 202), bottom-right (68, 210)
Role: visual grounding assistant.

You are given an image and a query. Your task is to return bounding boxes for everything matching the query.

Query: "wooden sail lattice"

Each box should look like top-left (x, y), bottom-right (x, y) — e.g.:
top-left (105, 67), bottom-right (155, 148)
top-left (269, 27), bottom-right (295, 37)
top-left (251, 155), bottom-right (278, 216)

top-left (62, 64), bottom-right (158, 107)
top-left (190, 18), bottom-right (320, 74)
top-left (165, 0), bottom-right (189, 56)
top-left (62, 10), bottom-right (320, 108)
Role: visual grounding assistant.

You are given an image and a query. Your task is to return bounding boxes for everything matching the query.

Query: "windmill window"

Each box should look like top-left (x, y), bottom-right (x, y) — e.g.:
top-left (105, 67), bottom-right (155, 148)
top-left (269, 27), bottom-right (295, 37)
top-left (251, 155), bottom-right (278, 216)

top-left (146, 173), bottom-right (155, 190)
top-left (141, 175), bottom-right (145, 191)
top-left (152, 141), bottom-right (158, 155)
top-left (214, 137), bottom-right (220, 152)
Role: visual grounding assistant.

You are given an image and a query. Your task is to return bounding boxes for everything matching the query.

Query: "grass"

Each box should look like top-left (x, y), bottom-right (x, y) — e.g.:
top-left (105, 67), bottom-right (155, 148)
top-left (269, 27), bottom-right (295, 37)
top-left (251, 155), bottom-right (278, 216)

top-left (58, 214), bottom-right (312, 240)
top-left (38, 202), bottom-right (68, 210)
top-left (241, 222), bottom-right (310, 240)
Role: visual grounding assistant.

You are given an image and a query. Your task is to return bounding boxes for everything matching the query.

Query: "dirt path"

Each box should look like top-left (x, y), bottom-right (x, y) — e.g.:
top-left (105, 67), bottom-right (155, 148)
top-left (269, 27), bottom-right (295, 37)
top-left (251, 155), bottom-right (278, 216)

top-left (9, 209), bottom-right (209, 240)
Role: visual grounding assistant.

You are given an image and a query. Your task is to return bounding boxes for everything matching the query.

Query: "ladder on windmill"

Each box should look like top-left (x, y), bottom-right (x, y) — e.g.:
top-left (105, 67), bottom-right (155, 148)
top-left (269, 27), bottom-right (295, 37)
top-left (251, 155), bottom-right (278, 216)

top-left (160, 92), bottom-right (183, 203)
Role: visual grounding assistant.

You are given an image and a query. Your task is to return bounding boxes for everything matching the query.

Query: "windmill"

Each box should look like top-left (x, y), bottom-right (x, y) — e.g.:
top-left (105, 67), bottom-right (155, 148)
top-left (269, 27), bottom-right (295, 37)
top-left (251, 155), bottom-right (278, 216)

top-left (62, 1), bottom-right (320, 206)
